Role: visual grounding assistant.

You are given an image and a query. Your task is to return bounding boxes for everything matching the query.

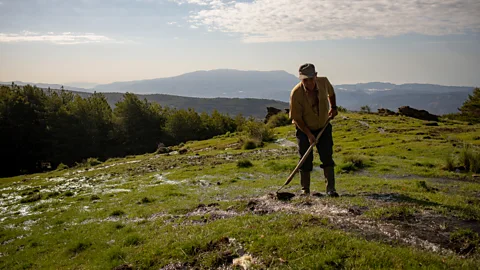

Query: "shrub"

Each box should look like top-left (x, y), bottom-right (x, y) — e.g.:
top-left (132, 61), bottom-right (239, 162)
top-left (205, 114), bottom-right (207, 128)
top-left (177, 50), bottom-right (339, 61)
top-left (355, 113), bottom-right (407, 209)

top-left (267, 113), bottom-right (291, 128)
top-left (242, 139), bottom-right (259, 150)
top-left (86, 158), bottom-right (102, 167)
top-left (337, 106), bottom-right (348, 113)
top-left (237, 159), bottom-right (253, 168)
top-left (242, 120), bottom-right (274, 143)
top-left (56, 163), bottom-right (69, 170)
top-left (360, 105), bottom-right (371, 114)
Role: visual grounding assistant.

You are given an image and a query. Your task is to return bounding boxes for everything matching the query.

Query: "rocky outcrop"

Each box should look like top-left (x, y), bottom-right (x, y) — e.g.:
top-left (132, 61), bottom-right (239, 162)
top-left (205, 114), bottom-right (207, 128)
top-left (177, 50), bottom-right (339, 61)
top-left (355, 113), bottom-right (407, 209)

top-left (264, 107), bottom-right (289, 123)
top-left (378, 108), bottom-right (396, 116)
top-left (398, 106), bottom-right (439, 121)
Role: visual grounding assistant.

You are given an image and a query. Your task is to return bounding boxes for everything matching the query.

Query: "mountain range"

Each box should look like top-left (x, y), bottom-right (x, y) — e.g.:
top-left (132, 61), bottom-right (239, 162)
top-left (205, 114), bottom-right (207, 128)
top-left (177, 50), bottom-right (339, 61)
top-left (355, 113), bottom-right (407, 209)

top-left (2, 69), bottom-right (476, 115)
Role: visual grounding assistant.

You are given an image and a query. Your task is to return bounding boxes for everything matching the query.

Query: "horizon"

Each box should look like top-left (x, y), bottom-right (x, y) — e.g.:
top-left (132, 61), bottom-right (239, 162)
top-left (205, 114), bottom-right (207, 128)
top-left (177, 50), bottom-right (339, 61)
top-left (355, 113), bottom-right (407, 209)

top-left (1, 0), bottom-right (479, 86)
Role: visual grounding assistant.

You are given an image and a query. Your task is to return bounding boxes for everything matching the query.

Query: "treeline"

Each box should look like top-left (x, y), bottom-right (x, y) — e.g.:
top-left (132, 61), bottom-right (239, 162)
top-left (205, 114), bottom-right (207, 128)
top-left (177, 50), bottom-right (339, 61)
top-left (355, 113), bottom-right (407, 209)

top-left (0, 84), bottom-right (246, 177)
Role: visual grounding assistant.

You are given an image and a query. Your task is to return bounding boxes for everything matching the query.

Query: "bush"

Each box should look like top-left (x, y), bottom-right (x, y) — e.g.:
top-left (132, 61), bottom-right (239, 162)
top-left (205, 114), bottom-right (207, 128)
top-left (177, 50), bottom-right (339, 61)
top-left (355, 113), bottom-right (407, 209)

top-left (237, 159), bottom-right (253, 168)
top-left (266, 113), bottom-right (291, 128)
top-left (242, 120), bottom-right (274, 142)
top-left (86, 158), bottom-right (102, 167)
top-left (56, 163), bottom-right (69, 170)
top-left (242, 139), bottom-right (259, 150)
top-left (337, 106), bottom-right (348, 113)
top-left (360, 105), bottom-right (371, 114)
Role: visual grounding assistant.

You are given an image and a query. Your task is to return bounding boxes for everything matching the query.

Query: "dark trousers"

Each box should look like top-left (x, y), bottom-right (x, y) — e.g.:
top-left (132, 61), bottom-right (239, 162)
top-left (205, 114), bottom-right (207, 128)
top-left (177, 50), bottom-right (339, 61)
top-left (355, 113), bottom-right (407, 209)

top-left (296, 124), bottom-right (335, 172)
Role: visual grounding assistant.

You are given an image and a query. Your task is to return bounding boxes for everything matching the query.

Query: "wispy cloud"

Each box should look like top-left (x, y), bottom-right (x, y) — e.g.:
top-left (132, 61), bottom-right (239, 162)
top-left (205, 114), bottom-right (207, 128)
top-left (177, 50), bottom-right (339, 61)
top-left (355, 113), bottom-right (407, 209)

top-left (174, 0), bottom-right (480, 42)
top-left (0, 31), bottom-right (117, 45)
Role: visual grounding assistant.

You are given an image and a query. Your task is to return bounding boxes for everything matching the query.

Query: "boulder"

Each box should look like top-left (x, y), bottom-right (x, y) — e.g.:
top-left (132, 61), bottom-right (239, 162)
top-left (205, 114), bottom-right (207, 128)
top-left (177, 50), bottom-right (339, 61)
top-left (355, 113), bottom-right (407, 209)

top-left (377, 108), bottom-right (396, 116)
top-left (398, 106), bottom-right (439, 121)
top-left (264, 107), bottom-right (286, 123)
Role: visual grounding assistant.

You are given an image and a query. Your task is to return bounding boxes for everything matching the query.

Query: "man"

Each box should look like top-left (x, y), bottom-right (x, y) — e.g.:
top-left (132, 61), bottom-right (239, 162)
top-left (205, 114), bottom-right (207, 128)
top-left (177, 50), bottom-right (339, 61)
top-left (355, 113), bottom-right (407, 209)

top-left (289, 63), bottom-right (339, 197)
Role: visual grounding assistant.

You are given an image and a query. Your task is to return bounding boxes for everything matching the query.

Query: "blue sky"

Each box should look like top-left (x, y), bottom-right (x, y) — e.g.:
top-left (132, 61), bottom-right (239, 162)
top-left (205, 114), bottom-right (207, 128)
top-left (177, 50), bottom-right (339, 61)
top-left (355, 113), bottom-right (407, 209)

top-left (0, 0), bottom-right (479, 87)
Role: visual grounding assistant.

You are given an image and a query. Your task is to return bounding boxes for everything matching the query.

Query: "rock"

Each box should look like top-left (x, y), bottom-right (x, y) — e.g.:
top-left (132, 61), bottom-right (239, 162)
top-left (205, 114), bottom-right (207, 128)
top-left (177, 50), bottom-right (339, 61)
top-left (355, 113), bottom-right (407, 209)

top-left (398, 106), bottom-right (439, 121)
top-left (264, 107), bottom-right (288, 123)
top-left (377, 108), bottom-right (396, 116)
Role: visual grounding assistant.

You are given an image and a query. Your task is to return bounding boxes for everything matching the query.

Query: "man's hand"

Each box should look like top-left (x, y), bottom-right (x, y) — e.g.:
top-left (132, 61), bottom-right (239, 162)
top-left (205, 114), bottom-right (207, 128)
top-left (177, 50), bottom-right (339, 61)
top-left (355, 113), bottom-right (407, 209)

top-left (329, 108), bottom-right (338, 119)
top-left (307, 132), bottom-right (316, 145)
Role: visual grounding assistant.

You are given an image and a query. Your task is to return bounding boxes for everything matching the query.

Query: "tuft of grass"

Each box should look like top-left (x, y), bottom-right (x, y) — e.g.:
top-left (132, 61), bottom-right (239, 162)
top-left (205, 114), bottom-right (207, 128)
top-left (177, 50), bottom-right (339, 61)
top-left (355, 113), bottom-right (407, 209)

top-left (242, 139), bottom-right (259, 150)
top-left (20, 193), bottom-right (42, 203)
top-left (107, 247), bottom-right (126, 262)
top-left (64, 191), bottom-right (74, 197)
top-left (124, 234), bottom-right (143, 246)
top-left (86, 157), bottom-right (102, 167)
top-left (459, 144), bottom-right (480, 173)
top-left (90, 194), bottom-right (100, 201)
top-left (67, 241), bottom-right (91, 256)
top-left (140, 197), bottom-right (153, 204)
top-left (366, 205), bottom-right (417, 221)
top-left (111, 210), bottom-right (125, 217)
top-left (47, 192), bottom-right (60, 198)
top-left (56, 163), bottom-right (69, 170)
top-left (444, 153), bottom-right (456, 171)
top-left (237, 159), bottom-right (253, 168)
top-left (338, 154), bottom-right (368, 173)
top-left (416, 181), bottom-right (436, 192)
top-left (450, 229), bottom-right (479, 255)
top-left (114, 223), bottom-right (125, 230)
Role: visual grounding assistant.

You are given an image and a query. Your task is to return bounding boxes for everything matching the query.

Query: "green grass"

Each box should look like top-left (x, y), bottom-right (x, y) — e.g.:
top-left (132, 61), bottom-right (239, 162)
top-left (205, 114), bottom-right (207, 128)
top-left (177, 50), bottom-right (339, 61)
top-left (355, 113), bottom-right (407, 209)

top-left (0, 112), bottom-right (479, 269)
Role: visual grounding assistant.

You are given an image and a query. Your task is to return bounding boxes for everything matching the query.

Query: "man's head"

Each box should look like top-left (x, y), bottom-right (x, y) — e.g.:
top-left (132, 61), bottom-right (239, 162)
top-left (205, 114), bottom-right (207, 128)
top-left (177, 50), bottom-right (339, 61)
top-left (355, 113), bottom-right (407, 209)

top-left (299, 63), bottom-right (317, 91)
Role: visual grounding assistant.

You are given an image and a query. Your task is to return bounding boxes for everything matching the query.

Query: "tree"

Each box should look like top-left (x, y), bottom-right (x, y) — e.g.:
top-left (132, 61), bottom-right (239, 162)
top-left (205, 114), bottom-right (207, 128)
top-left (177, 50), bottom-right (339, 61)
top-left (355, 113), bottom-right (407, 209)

top-left (360, 105), bottom-right (371, 114)
top-left (458, 88), bottom-right (480, 123)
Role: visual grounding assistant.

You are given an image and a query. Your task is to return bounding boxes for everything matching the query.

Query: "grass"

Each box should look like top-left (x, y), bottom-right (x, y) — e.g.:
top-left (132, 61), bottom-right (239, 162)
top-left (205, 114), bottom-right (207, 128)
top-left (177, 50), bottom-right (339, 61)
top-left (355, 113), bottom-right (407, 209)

top-left (237, 159), bottom-right (253, 168)
top-left (0, 112), bottom-right (479, 269)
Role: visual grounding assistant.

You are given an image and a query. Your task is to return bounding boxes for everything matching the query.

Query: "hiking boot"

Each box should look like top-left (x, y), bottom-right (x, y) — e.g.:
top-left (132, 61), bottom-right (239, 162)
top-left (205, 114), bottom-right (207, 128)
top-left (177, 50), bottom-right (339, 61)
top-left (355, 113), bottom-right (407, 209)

top-left (327, 191), bottom-right (339, 197)
top-left (300, 171), bottom-right (311, 195)
top-left (323, 166), bottom-right (336, 194)
top-left (300, 189), bottom-right (310, 196)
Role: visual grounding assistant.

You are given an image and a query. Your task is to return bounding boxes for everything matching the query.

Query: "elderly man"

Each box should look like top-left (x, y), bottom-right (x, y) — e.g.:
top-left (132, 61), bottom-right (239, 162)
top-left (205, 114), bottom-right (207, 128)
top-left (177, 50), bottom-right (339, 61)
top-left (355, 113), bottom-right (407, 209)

top-left (289, 63), bottom-right (339, 197)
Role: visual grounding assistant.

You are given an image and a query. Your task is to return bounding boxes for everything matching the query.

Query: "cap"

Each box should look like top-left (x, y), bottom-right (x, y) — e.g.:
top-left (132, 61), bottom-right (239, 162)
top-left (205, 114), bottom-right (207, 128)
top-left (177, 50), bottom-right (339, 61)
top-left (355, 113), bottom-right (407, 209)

top-left (299, 63), bottom-right (316, 80)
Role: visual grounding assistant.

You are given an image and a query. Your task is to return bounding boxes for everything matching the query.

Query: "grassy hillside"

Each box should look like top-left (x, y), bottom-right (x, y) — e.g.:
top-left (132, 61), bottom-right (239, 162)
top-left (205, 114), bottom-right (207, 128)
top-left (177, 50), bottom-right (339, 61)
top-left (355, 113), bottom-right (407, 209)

top-left (1, 113), bottom-right (479, 269)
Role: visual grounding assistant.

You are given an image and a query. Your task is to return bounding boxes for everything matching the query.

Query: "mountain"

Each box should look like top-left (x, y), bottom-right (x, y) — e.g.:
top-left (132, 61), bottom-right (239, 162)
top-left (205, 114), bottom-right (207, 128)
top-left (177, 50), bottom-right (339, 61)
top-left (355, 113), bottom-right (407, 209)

top-left (93, 69), bottom-right (299, 100)
top-left (0, 81), bottom-right (92, 92)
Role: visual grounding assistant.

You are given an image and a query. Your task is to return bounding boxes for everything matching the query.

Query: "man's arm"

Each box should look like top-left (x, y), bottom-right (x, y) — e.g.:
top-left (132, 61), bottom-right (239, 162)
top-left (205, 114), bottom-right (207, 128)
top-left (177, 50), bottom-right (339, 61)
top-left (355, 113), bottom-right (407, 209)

top-left (326, 78), bottom-right (338, 119)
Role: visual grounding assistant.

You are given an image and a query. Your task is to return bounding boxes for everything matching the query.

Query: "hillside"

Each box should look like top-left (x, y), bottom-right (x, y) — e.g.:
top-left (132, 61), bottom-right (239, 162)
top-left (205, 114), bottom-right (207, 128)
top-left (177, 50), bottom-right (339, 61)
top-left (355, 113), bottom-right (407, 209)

top-left (67, 90), bottom-right (289, 119)
top-left (1, 113), bottom-right (479, 269)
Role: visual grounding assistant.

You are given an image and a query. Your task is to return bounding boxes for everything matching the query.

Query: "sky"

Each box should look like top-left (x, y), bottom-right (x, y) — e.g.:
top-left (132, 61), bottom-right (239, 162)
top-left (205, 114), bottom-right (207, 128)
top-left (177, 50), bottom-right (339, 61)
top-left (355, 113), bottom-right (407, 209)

top-left (0, 0), bottom-right (479, 87)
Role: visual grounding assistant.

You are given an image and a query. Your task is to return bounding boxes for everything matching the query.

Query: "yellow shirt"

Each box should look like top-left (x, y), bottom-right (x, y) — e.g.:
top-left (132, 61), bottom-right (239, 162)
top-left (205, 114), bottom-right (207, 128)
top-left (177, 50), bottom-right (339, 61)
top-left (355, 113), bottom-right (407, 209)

top-left (289, 77), bottom-right (335, 130)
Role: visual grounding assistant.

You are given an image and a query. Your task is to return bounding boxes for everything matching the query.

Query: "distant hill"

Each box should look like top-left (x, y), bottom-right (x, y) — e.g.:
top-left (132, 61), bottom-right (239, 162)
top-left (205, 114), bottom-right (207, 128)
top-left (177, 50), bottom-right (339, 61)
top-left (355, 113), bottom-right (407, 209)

top-left (48, 90), bottom-right (289, 120)
top-left (3, 69), bottom-right (476, 115)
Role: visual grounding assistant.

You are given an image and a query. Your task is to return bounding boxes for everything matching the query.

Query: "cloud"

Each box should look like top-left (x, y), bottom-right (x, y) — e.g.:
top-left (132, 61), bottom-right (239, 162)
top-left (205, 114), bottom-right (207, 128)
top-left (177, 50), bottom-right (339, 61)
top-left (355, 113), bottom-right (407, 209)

top-left (0, 31), bottom-right (116, 45)
top-left (177, 0), bottom-right (480, 42)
